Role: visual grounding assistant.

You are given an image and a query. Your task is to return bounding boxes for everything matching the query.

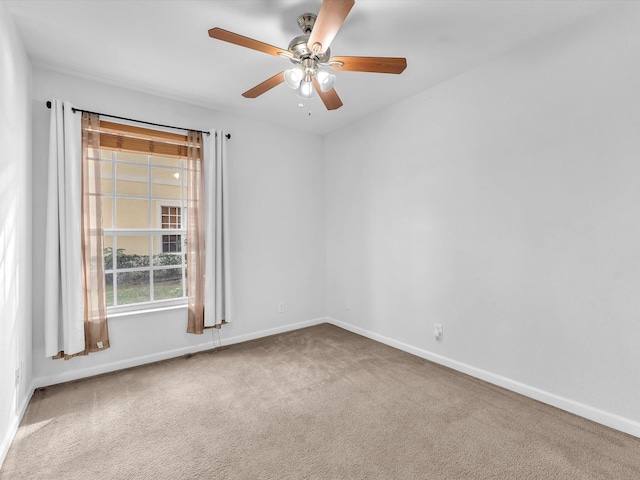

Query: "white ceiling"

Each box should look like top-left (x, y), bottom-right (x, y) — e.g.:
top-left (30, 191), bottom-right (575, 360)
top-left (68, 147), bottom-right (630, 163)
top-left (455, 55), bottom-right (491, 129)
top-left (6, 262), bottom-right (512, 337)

top-left (7, 0), bottom-right (611, 135)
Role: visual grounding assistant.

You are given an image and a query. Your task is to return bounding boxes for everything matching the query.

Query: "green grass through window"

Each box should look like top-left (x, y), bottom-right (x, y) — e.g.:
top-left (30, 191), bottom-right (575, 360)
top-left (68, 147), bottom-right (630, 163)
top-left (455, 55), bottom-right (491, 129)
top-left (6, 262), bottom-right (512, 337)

top-left (106, 279), bottom-right (184, 307)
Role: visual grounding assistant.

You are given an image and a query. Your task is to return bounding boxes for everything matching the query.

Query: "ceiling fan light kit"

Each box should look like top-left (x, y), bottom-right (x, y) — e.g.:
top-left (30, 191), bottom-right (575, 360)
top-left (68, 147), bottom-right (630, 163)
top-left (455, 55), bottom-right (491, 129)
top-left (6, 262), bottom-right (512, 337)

top-left (283, 56), bottom-right (336, 99)
top-left (208, 0), bottom-right (407, 111)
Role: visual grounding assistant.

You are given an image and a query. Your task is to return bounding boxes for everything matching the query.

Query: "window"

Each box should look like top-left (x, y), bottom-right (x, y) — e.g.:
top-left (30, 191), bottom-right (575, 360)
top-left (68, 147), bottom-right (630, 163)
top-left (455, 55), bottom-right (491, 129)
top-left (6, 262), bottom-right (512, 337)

top-left (97, 121), bottom-right (195, 312)
top-left (161, 206), bottom-right (182, 253)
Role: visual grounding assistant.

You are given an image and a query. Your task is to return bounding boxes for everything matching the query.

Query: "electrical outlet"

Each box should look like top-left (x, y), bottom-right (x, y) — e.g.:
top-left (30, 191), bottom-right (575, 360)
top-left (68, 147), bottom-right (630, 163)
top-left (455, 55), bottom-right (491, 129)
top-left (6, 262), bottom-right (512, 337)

top-left (434, 323), bottom-right (443, 342)
top-left (278, 302), bottom-right (285, 313)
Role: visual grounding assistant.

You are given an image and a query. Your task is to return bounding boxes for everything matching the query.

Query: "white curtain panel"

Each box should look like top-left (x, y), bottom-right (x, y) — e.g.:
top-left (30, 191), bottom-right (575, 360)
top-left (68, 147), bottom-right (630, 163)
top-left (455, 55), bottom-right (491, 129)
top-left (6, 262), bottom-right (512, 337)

top-left (203, 130), bottom-right (234, 327)
top-left (44, 100), bottom-right (85, 357)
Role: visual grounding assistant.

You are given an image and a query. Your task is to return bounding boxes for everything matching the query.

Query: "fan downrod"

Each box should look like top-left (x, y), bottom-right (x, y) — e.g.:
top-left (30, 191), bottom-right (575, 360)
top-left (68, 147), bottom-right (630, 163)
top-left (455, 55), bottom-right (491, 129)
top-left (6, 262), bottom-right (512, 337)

top-left (297, 13), bottom-right (316, 34)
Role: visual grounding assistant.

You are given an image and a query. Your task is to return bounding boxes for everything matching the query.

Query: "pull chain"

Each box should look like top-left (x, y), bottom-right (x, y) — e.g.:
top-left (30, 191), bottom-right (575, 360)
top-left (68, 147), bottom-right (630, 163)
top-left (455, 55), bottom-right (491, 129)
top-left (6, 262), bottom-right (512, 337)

top-left (297, 97), bottom-right (312, 116)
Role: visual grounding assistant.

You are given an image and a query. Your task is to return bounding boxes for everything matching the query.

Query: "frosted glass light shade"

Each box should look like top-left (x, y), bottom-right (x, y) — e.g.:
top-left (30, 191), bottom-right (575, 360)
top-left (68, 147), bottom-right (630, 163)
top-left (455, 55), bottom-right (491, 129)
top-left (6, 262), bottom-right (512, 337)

top-left (315, 70), bottom-right (336, 92)
top-left (298, 80), bottom-right (314, 99)
top-left (284, 67), bottom-right (304, 89)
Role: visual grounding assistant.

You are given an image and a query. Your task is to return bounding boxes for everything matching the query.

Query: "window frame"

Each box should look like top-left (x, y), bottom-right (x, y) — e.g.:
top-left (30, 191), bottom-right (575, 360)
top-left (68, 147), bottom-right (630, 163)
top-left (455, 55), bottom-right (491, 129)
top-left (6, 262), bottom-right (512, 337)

top-left (96, 121), bottom-right (194, 314)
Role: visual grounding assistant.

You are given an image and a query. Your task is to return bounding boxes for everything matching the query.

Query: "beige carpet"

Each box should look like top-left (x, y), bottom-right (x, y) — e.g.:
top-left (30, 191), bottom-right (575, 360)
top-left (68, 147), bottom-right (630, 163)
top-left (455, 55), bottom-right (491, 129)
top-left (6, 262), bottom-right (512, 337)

top-left (2, 324), bottom-right (639, 479)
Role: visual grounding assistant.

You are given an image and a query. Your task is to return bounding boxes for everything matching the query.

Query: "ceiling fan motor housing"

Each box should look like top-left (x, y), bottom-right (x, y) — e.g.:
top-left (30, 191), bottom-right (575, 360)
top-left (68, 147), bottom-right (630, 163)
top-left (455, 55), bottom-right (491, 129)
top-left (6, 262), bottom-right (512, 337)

top-left (289, 14), bottom-right (331, 64)
top-left (288, 34), bottom-right (331, 64)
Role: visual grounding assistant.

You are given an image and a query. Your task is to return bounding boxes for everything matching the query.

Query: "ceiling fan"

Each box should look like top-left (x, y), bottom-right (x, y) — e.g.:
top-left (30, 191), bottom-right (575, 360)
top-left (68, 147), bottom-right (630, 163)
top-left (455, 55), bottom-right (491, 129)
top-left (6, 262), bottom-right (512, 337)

top-left (208, 0), bottom-right (407, 111)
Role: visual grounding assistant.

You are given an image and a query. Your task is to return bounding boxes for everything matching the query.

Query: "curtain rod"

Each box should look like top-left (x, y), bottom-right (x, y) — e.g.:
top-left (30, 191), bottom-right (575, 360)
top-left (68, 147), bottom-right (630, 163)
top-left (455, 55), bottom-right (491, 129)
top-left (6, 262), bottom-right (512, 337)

top-left (45, 101), bottom-right (231, 139)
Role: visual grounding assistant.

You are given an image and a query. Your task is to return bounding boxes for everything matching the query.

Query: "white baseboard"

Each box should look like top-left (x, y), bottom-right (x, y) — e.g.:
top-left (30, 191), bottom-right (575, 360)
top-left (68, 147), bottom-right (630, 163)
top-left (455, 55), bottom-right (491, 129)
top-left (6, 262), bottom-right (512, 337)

top-left (217, 316), bottom-right (327, 346)
top-left (326, 317), bottom-right (640, 439)
top-left (32, 317), bottom-right (327, 390)
top-left (0, 382), bottom-right (35, 470)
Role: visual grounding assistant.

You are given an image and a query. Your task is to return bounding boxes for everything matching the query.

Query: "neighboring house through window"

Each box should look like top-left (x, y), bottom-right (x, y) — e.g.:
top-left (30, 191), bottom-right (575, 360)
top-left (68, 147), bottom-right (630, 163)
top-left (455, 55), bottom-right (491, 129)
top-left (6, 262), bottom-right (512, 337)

top-left (161, 205), bottom-right (182, 253)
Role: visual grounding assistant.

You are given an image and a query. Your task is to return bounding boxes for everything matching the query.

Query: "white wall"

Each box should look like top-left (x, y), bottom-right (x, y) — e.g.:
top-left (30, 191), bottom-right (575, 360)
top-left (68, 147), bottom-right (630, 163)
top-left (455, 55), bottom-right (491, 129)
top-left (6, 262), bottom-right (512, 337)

top-left (325, 3), bottom-right (640, 434)
top-left (31, 68), bottom-right (326, 386)
top-left (0, 2), bottom-right (33, 465)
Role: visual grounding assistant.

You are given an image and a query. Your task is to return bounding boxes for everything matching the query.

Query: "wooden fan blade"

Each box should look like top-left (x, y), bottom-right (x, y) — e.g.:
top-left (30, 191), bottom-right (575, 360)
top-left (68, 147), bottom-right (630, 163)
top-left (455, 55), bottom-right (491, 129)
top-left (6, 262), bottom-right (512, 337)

top-left (307, 0), bottom-right (355, 55)
top-left (329, 56), bottom-right (407, 74)
top-left (208, 27), bottom-right (289, 57)
top-left (242, 71), bottom-right (285, 98)
top-left (312, 78), bottom-right (343, 110)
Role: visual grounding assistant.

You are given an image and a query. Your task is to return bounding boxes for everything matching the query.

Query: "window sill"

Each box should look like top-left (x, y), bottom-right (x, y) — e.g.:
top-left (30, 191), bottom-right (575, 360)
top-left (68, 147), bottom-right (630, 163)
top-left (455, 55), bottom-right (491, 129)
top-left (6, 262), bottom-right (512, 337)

top-left (108, 302), bottom-right (187, 319)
